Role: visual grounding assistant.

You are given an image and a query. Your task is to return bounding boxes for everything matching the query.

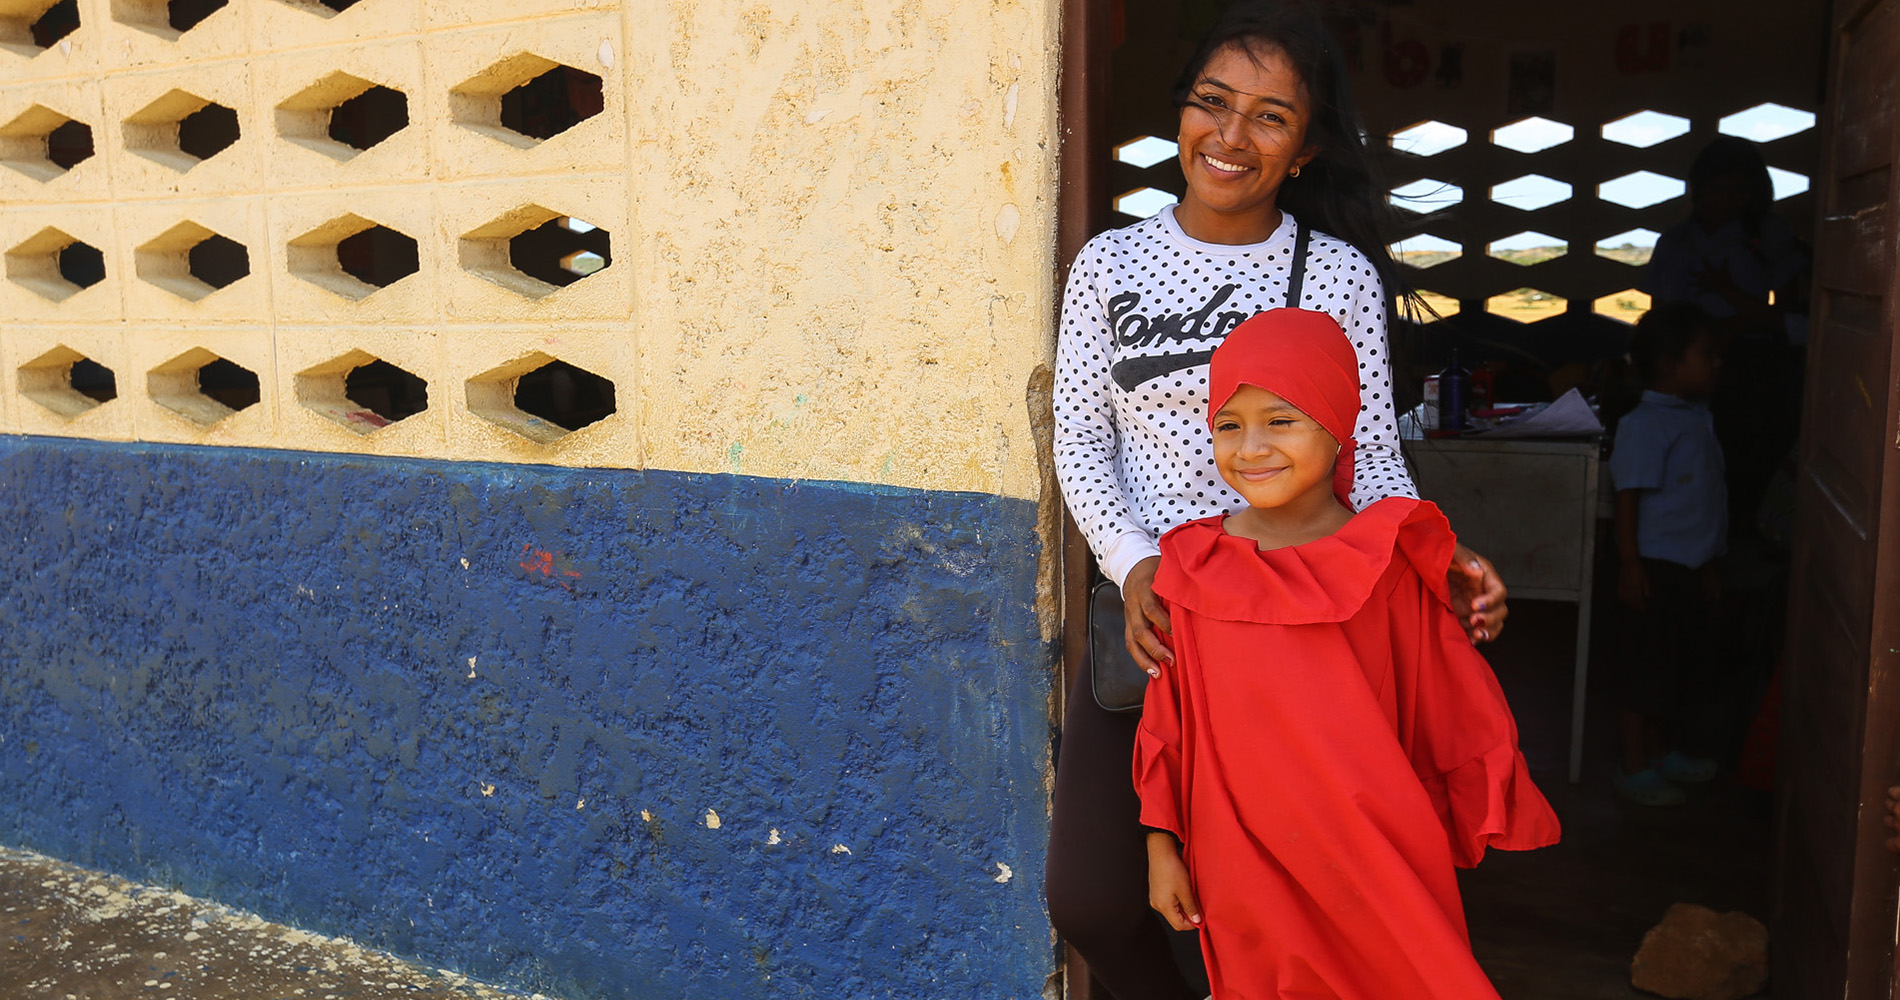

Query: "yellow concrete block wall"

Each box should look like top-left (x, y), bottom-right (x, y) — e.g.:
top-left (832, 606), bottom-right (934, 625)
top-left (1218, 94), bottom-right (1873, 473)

top-left (0, 0), bottom-right (1061, 502)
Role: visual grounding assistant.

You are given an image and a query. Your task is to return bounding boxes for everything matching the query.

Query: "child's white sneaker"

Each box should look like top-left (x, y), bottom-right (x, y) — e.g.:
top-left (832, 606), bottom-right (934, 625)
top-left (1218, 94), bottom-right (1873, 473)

top-left (1615, 767), bottom-right (1687, 807)
top-left (1655, 750), bottom-right (1719, 784)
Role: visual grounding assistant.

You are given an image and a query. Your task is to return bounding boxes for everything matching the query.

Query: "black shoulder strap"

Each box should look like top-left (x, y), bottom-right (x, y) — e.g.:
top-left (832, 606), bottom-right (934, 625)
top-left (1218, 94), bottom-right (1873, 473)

top-left (1286, 217), bottom-right (1312, 309)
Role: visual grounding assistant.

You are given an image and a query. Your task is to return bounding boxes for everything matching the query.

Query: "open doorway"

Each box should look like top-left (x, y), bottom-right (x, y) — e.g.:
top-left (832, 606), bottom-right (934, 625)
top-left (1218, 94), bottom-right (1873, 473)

top-left (1056, 0), bottom-right (1900, 997)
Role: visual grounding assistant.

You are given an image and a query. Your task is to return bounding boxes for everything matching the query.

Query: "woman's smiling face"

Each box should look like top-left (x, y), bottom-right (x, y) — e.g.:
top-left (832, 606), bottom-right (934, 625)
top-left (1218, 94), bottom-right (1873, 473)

top-left (1175, 42), bottom-right (1318, 242)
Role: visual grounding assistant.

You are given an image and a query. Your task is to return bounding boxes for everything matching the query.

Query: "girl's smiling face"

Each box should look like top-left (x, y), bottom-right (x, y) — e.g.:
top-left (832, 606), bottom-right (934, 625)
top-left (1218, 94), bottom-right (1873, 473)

top-left (1175, 42), bottom-right (1319, 242)
top-left (1212, 384), bottom-right (1339, 510)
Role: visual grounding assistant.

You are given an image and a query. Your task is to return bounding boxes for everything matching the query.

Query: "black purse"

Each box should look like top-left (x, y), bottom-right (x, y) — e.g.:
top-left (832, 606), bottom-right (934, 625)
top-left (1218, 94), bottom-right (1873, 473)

top-left (1089, 580), bottom-right (1149, 713)
top-left (1085, 220), bottom-right (1313, 715)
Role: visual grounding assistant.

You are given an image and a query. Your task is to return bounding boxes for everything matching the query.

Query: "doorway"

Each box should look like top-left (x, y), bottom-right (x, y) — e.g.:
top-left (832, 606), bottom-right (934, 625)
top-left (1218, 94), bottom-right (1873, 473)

top-left (1055, 0), bottom-right (1900, 997)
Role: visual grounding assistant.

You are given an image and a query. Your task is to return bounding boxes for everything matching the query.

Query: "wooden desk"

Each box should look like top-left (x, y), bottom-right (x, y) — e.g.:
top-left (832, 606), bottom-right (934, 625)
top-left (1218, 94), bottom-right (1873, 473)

top-left (1402, 436), bottom-right (1602, 782)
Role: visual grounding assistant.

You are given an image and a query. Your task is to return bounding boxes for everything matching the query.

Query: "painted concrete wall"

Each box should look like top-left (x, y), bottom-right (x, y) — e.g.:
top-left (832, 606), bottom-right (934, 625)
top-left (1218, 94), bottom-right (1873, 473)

top-left (0, 0), bottom-right (1059, 500)
top-left (0, 0), bottom-right (1064, 996)
top-left (0, 440), bottom-right (1054, 998)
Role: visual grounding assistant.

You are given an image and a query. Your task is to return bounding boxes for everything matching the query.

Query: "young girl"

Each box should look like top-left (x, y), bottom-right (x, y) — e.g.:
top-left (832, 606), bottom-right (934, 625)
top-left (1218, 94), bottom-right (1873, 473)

top-left (1136, 308), bottom-right (1561, 999)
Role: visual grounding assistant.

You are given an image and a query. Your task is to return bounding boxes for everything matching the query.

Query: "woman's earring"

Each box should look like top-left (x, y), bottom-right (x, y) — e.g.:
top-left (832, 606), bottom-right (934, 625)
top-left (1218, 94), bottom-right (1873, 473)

top-left (1290, 165), bottom-right (1302, 179)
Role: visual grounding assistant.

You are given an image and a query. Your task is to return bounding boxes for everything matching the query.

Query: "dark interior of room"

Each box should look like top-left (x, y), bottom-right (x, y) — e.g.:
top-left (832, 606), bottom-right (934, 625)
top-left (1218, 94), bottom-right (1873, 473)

top-left (1083, 1), bottom-right (1830, 995)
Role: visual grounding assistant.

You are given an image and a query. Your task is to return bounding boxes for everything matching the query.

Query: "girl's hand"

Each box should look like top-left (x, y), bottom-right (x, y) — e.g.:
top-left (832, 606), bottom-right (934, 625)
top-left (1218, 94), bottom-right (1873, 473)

top-left (1146, 832), bottom-right (1202, 931)
top-left (1122, 557), bottom-right (1173, 678)
top-left (1448, 543), bottom-right (1508, 644)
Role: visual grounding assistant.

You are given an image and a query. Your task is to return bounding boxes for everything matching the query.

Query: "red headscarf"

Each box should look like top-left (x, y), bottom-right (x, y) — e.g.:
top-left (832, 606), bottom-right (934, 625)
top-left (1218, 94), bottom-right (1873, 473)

top-left (1207, 308), bottom-right (1361, 508)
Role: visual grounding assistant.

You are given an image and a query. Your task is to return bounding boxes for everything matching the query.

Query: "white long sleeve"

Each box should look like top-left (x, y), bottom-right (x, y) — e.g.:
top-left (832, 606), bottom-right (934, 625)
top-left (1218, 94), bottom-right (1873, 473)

top-left (1053, 208), bottom-right (1417, 587)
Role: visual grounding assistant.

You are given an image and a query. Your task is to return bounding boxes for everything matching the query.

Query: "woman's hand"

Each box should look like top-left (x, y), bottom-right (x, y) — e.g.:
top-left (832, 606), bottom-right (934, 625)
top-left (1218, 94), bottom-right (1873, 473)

top-left (1146, 832), bottom-right (1202, 931)
top-left (1884, 787), bottom-right (1900, 854)
top-left (1448, 543), bottom-right (1508, 644)
top-left (1122, 556), bottom-right (1173, 677)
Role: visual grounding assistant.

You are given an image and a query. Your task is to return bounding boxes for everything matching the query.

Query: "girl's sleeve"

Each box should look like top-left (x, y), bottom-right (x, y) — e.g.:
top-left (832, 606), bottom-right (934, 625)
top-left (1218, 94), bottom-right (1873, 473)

top-left (1054, 241), bottom-right (1162, 587)
top-left (1132, 608), bottom-right (1185, 838)
top-left (1334, 258), bottom-right (1420, 511)
top-left (1394, 571), bottom-right (1562, 866)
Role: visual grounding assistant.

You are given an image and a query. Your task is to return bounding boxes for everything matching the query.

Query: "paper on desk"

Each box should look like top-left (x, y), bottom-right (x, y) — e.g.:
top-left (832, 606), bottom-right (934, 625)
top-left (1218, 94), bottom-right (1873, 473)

top-left (1469, 387), bottom-right (1603, 438)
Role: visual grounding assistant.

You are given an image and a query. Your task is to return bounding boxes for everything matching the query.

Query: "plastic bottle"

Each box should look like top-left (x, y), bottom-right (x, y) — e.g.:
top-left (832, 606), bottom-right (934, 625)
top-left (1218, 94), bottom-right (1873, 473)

top-left (1437, 349), bottom-right (1470, 432)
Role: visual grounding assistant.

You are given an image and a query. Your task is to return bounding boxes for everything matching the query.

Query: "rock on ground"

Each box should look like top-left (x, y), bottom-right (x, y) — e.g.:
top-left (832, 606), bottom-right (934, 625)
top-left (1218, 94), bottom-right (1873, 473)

top-left (1630, 902), bottom-right (1769, 1000)
top-left (0, 845), bottom-right (550, 1000)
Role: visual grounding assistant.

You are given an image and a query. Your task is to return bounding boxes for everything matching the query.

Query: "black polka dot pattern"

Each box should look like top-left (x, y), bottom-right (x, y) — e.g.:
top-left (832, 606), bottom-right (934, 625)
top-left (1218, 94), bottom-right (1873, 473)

top-left (1052, 208), bottom-right (1417, 586)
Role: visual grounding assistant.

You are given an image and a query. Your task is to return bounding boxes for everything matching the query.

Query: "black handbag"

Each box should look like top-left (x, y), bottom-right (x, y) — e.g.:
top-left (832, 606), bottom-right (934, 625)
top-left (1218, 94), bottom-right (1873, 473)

top-left (1089, 580), bottom-right (1150, 713)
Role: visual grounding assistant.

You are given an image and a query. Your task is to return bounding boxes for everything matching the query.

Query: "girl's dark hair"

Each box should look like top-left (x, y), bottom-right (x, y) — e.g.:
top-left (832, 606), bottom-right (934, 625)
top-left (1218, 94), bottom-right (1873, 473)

top-left (1171, 0), bottom-right (1417, 320)
top-left (1629, 302), bottom-right (1714, 385)
top-left (1688, 135), bottom-right (1774, 238)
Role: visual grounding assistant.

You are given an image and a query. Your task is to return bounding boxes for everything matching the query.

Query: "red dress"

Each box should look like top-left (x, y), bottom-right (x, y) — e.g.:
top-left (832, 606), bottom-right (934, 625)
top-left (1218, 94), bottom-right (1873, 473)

top-left (1135, 497), bottom-right (1561, 999)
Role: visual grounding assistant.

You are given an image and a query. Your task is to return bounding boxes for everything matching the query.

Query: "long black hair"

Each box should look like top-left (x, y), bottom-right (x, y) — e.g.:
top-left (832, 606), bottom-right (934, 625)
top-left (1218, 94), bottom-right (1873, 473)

top-left (1171, 1), bottom-right (1419, 321)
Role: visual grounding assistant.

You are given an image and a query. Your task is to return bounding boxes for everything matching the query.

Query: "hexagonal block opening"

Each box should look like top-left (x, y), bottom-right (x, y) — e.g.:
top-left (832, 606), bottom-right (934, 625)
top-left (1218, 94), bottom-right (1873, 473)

top-left (467, 352), bottom-right (616, 444)
top-left (0, 0), bottom-right (79, 56)
top-left (1389, 179), bottom-right (1462, 214)
top-left (276, 72), bottom-right (408, 161)
top-left (1593, 289), bottom-right (1652, 325)
top-left (0, 107), bottom-right (95, 182)
top-left (1595, 229), bottom-right (1660, 267)
top-left (1490, 117), bottom-right (1572, 154)
top-left (1413, 290), bottom-right (1460, 320)
top-left (1487, 232), bottom-right (1566, 266)
top-left (1484, 288), bottom-right (1567, 324)
top-left (273, 0), bottom-right (365, 15)
top-left (1113, 186), bottom-right (1177, 219)
top-left (1599, 171), bottom-right (1685, 209)
top-left (1388, 120), bottom-right (1466, 157)
top-left (294, 349), bottom-right (429, 434)
top-left (1768, 166), bottom-right (1810, 200)
top-left (1390, 234), bottom-right (1460, 269)
top-left (1113, 135), bottom-right (1177, 168)
top-left (5, 227), bottom-right (104, 302)
top-left (124, 90), bottom-right (239, 172)
top-left (19, 345), bottom-right (115, 419)
top-left (288, 214), bottom-right (419, 300)
top-left (1718, 103), bottom-right (1815, 143)
top-left (1601, 110), bottom-right (1691, 148)
top-left (109, 0), bottom-right (227, 39)
top-left (148, 348), bottom-right (258, 426)
top-left (135, 221), bottom-right (248, 301)
top-left (1491, 174), bottom-right (1572, 211)
top-left (450, 54), bottom-right (603, 148)
top-left (460, 206), bottom-right (610, 298)
top-left (515, 217), bottom-right (610, 288)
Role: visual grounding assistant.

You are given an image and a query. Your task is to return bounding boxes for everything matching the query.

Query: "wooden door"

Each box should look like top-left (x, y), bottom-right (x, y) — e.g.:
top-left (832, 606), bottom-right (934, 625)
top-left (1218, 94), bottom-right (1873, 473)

top-left (1773, 0), bottom-right (1900, 995)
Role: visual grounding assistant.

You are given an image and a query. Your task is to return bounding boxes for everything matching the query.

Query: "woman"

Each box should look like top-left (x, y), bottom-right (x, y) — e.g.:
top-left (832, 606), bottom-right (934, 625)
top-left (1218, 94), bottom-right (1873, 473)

top-left (1640, 135), bottom-right (1809, 531)
top-left (1049, 4), bottom-right (1510, 996)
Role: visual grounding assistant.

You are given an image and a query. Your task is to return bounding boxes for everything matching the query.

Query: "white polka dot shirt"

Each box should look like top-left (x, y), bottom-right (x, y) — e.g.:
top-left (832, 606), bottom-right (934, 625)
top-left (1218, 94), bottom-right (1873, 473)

top-left (1054, 207), bottom-right (1417, 587)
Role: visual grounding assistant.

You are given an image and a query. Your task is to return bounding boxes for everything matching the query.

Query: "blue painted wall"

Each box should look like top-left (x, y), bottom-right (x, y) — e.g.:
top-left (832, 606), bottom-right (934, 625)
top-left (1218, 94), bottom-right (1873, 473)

top-left (0, 437), bottom-right (1054, 999)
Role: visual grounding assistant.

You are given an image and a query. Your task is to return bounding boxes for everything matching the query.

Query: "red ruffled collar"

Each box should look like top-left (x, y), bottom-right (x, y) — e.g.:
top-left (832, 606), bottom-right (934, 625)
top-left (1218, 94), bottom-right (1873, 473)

top-left (1154, 497), bottom-right (1456, 625)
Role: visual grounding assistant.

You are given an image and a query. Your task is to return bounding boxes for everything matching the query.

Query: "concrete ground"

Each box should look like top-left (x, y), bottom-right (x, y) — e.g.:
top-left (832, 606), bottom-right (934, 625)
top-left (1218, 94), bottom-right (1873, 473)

top-left (0, 846), bottom-right (546, 1000)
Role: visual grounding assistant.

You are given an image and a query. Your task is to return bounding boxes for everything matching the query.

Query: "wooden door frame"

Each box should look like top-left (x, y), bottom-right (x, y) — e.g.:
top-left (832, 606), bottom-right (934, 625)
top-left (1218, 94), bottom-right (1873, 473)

top-left (1055, 0), bottom-right (1110, 996)
top-left (1824, 0), bottom-right (1900, 990)
top-left (1774, 0), bottom-right (1900, 994)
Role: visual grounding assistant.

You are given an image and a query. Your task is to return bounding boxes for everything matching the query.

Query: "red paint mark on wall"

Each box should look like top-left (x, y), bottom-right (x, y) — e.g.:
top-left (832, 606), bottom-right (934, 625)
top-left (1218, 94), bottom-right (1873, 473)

top-left (1616, 22), bottom-right (1671, 74)
top-left (1381, 21), bottom-right (1430, 88)
top-left (519, 544), bottom-right (583, 591)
